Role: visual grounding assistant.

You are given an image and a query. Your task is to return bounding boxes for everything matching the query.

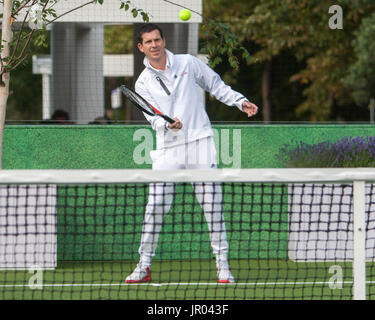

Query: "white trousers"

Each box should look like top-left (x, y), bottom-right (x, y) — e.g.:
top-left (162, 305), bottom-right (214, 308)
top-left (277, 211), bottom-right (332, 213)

top-left (138, 136), bottom-right (229, 265)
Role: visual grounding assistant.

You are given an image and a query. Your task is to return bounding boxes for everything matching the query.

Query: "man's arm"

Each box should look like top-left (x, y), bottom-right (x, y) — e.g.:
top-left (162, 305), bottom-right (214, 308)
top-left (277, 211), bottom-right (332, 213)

top-left (136, 77), bottom-right (184, 131)
top-left (135, 80), bottom-right (169, 131)
top-left (190, 56), bottom-right (258, 117)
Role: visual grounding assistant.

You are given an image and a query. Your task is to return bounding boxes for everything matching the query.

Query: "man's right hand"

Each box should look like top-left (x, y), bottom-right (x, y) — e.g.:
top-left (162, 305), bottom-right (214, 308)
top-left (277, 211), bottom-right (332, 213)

top-left (168, 117), bottom-right (183, 130)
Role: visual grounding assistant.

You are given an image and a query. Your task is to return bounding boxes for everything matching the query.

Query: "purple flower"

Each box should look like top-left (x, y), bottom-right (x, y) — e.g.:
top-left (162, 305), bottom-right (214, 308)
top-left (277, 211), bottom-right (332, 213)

top-left (277, 136), bottom-right (375, 167)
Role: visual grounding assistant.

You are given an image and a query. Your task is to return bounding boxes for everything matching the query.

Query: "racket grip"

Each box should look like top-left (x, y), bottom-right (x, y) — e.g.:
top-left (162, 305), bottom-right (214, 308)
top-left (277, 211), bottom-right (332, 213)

top-left (162, 115), bottom-right (175, 124)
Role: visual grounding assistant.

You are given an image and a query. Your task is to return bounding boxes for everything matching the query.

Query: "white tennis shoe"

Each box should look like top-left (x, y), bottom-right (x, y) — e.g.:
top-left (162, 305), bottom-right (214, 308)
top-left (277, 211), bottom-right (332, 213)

top-left (217, 261), bottom-right (235, 283)
top-left (126, 263), bottom-right (151, 283)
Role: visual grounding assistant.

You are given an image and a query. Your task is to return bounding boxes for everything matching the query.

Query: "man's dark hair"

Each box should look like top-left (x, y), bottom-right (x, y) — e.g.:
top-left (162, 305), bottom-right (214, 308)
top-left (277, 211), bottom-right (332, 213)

top-left (52, 109), bottom-right (70, 120)
top-left (136, 23), bottom-right (164, 44)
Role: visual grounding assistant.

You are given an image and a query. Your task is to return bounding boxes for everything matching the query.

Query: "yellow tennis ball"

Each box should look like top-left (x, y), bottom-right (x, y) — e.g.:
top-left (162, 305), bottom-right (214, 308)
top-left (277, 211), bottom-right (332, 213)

top-left (179, 9), bottom-right (191, 21)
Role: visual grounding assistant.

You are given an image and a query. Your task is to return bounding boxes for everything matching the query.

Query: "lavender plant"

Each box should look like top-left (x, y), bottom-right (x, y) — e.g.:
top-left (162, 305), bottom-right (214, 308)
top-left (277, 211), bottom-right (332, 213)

top-left (277, 136), bottom-right (375, 167)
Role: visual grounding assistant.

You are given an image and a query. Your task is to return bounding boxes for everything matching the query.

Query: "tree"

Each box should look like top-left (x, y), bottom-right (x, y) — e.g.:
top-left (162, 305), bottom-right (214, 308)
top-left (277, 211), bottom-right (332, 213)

top-left (202, 0), bottom-right (375, 121)
top-left (201, 0), bottom-right (306, 123)
top-left (0, 0), bottom-right (14, 169)
top-left (344, 11), bottom-right (375, 107)
top-left (244, 0), bottom-right (375, 121)
top-left (199, 0), bottom-right (262, 122)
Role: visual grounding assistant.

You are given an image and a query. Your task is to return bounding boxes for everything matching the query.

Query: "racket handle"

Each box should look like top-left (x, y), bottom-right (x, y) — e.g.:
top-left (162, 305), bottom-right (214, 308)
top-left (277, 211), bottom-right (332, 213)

top-left (162, 115), bottom-right (175, 124)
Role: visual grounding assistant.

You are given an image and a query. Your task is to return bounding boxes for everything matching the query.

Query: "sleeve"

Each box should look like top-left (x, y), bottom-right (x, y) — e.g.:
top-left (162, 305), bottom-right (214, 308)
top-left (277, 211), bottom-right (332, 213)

top-left (190, 55), bottom-right (248, 111)
top-left (135, 79), bottom-right (168, 132)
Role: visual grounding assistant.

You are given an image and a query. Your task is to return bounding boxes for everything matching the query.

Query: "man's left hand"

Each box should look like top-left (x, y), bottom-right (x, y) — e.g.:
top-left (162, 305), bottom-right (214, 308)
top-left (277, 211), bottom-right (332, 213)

top-left (242, 101), bottom-right (259, 118)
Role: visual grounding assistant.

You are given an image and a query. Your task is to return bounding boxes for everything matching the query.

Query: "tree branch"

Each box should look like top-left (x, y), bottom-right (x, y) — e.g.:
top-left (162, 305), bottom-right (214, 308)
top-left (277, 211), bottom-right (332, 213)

top-left (45, 0), bottom-right (97, 25)
top-left (7, 7), bottom-right (32, 66)
top-left (12, 0), bottom-right (34, 17)
top-left (161, 0), bottom-right (202, 17)
top-left (4, 52), bottom-right (30, 73)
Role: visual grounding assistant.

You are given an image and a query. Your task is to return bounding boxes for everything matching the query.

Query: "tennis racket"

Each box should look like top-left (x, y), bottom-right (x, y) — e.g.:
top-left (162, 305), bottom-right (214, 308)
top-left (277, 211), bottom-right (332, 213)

top-left (120, 85), bottom-right (175, 124)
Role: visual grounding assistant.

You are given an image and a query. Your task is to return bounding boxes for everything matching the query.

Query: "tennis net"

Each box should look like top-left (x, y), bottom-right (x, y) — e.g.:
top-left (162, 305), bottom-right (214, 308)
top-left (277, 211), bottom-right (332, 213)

top-left (0, 168), bottom-right (374, 300)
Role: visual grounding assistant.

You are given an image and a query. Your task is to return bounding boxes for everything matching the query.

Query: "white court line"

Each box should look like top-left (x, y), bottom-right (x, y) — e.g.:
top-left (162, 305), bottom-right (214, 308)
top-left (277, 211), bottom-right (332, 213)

top-left (2, 280), bottom-right (375, 288)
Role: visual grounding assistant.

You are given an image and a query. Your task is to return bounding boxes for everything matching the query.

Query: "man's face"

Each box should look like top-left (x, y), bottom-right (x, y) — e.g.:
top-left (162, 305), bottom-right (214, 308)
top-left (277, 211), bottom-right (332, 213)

top-left (137, 29), bottom-right (166, 63)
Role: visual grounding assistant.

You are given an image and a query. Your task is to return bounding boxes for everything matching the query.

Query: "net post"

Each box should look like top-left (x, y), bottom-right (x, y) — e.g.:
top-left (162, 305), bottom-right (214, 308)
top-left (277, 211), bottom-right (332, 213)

top-left (353, 180), bottom-right (366, 300)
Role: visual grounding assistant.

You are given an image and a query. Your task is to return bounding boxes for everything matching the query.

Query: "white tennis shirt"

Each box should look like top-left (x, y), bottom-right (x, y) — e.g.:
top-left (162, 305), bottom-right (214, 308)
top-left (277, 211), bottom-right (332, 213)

top-left (135, 49), bottom-right (248, 149)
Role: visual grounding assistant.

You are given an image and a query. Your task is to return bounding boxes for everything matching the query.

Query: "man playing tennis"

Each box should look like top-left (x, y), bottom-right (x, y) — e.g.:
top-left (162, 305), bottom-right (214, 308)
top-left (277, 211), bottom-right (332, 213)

top-left (126, 24), bottom-right (258, 284)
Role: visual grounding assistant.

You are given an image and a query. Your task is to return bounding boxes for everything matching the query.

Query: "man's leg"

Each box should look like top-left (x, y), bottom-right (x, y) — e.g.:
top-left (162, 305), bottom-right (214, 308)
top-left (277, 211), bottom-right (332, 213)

top-left (138, 182), bottom-right (175, 265)
top-left (188, 137), bottom-right (234, 283)
top-left (193, 182), bottom-right (234, 283)
top-left (126, 182), bottom-right (175, 283)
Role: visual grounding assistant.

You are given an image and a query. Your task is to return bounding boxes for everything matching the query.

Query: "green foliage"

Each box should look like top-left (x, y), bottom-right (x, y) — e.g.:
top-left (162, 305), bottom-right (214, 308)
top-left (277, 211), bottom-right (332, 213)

top-left (201, 0), bottom-right (306, 122)
top-left (342, 0), bottom-right (374, 7)
top-left (245, 1), bottom-right (355, 120)
top-left (119, 0), bottom-right (150, 22)
top-left (104, 25), bottom-right (133, 54)
top-left (344, 11), bottom-right (375, 106)
top-left (200, 0), bottom-right (256, 70)
top-left (201, 19), bottom-right (254, 70)
top-left (7, 30), bottom-right (50, 122)
top-left (200, 0), bottom-right (375, 122)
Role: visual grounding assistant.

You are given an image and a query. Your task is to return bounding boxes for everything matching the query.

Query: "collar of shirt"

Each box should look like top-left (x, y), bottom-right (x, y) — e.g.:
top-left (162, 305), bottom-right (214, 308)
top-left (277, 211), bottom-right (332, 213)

top-left (143, 49), bottom-right (174, 73)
